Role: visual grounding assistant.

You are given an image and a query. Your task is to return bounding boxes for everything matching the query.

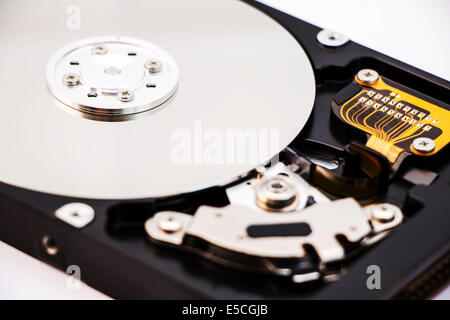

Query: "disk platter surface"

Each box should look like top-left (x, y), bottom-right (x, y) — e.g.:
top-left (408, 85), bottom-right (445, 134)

top-left (0, 0), bottom-right (315, 199)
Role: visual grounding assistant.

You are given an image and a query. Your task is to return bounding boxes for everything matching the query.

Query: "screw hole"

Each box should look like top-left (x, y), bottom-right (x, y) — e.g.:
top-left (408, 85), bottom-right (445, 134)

top-left (277, 172), bottom-right (289, 177)
top-left (271, 182), bottom-right (284, 189)
top-left (42, 236), bottom-right (59, 256)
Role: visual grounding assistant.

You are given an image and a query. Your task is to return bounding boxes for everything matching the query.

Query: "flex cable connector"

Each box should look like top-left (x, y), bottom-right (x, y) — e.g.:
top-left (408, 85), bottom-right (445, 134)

top-left (332, 69), bottom-right (450, 169)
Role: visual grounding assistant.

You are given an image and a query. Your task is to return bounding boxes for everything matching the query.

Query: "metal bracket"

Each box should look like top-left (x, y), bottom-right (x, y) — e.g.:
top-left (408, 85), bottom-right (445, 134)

top-left (145, 163), bottom-right (403, 283)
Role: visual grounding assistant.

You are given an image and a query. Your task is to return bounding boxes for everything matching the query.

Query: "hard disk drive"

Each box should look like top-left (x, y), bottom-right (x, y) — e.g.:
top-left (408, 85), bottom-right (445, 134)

top-left (0, 0), bottom-right (448, 300)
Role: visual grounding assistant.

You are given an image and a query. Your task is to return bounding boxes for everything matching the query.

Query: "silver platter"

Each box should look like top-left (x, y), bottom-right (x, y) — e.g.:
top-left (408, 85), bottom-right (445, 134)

top-left (0, 0), bottom-right (315, 199)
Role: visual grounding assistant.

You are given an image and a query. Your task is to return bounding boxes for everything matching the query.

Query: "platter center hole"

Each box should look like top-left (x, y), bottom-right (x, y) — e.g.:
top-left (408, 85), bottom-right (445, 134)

top-left (104, 66), bottom-right (122, 75)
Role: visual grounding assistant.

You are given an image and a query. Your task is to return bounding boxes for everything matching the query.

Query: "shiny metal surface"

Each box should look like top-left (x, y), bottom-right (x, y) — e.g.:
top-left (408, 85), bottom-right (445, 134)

top-left (364, 203), bottom-right (403, 234)
top-left (54, 202), bottom-right (95, 228)
top-left (412, 137), bottom-right (435, 153)
top-left (146, 198), bottom-right (372, 262)
top-left (46, 36), bottom-right (179, 116)
top-left (254, 175), bottom-right (298, 211)
top-left (357, 69), bottom-right (379, 85)
top-left (0, 0), bottom-right (315, 199)
top-left (316, 29), bottom-right (349, 47)
top-left (226, 162), bottom-right (329, 213)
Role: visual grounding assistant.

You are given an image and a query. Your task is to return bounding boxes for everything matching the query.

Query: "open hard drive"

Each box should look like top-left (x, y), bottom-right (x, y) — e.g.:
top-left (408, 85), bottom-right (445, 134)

top-left (0, 0), bottom-right (448, 300)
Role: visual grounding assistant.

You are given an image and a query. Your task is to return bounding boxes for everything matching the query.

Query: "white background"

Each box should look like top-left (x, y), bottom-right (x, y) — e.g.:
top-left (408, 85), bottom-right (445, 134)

top-left (0, 0), bottom-right (449, 299)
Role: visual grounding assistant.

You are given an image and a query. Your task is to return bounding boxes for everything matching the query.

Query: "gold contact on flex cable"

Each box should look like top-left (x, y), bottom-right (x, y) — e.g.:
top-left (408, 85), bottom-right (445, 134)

top-left (332, 70), bottom-right (450, 166)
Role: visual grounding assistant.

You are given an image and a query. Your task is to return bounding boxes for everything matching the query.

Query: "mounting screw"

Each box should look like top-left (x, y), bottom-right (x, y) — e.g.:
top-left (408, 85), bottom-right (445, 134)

top-left (317, 29), bottom-right (349, 47)
top-left (357, 69), bottom-right (379, 85)
top-left (63, 73), bottom-right (80, 86)
top-left (145, 59), bottom-right (162, 73)
top-left (371, 203), bottom-right (397, 223)
top-left (255, 166), bottom-right (267, 179)
top-left (55, 202), bottom-right (95, 228)
top-left (158, 215), bottom-right (182, 233)
top-left (92, 45), bottom-right (107, 55)
top-left (117, 89), bottom-right (135, 102)
top-left (255, 176), bottom-right (298, 211)
top-left (412, 137), bottom-right (435, 153)
top-left (267, 178), bottom-right (290, 194)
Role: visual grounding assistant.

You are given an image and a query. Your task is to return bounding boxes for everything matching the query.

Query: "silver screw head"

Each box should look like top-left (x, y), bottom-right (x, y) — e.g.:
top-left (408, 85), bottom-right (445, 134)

top-left (371, 203), bottom-right (397, 223)
top-left (92, 45), bottom-right (108, 55)
top-left (117, 89), bottom-right (134, 102)
top-left (255, 165), bottom-right (267, 178)
top-left (145, 59), bottom-right (162, 73)
top-left (412, 137), bottom-right (435, 153)
top-left (357, 69), bottom-right (379, 85)
top-left (63, 73), bottom-right (80, 86)
top-left (266, 178), bottom-right (290, 194)
top-left (255, 176), bottom-right (297, 210)
top-left (158, 215), bottom-right (182, 233)
top-left (317, 29), bottom-right (349, 47)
